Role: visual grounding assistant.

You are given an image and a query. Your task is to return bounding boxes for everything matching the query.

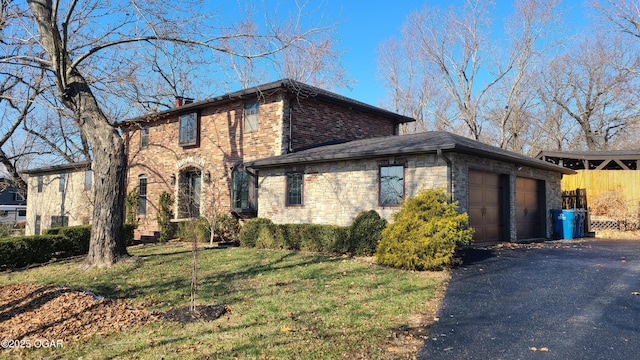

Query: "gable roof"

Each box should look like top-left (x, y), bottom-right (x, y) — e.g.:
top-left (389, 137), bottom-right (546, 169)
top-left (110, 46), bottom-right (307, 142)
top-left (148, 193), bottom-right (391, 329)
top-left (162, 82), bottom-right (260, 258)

top-left (246, 131), bottom-right (575, 174)
top-left (118, 79), bottom-right (415, 126)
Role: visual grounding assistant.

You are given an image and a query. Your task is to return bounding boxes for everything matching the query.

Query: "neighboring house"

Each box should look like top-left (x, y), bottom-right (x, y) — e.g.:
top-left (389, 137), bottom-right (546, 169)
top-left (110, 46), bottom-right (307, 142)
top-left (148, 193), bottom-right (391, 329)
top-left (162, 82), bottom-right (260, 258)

top-left (0, 178), bottom-right (27, 225)
top-left (22, 162), bottom-right (93, 235)
top-left (538, 150), bottom-right (640, 230)
top-left (117, 79), bottom-right (414, 238)
top-left (247, 131), bottom-right (575, 243)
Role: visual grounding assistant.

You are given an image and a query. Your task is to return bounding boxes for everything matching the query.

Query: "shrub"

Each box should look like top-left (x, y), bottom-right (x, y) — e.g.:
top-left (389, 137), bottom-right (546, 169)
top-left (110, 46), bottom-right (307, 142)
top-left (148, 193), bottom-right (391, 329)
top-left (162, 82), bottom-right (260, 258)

top-left (375, 189), bottom-right (474, 270)
top-left (212, 214), bottom-right (240, 243)
top-left (348, 210), bottom-right (387, 256)
top-left (176, 217), bottom-right (210, 243)
top-left (0, 235), bottom-right (64, 269)
top-left (157, 191), bottom-right (174, 242)
top-left (239, 218), bottom-right (350, 253)
top-left (239, 218), bottom-right (275, 248)
top-left (125, 190), bottom-right (140, 226)
top-left (122, 223), bottom-right (136, 246)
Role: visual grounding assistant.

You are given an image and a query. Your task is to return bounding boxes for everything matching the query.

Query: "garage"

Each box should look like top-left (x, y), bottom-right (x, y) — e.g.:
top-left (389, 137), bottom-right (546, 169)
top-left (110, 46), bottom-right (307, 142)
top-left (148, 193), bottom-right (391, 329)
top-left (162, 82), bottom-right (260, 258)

top-left (468, 169), bottom-right (505, 243)
top-left (516, 177), bottom-right (543, 240)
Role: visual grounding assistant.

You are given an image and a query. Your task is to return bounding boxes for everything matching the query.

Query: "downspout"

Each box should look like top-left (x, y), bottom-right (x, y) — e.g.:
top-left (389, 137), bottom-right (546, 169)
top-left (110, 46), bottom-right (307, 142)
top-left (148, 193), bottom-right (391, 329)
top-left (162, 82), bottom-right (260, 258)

top-left (287, 97), bottom-right (294, 153)
top-left (437, 148), bottom-right (453, 199)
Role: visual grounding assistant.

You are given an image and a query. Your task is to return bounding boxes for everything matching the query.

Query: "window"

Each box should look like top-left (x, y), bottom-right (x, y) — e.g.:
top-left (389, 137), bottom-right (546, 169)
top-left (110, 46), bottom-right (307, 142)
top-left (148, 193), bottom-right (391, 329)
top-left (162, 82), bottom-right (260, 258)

top-left (232, 170), bottom-right (250, 210)
top-left (245, 101), bottom-right (259, 132)
top-left (138, 175), bottom-right (147, 216)
top-left (51, 215), bottom-right (69, 228)
top-left (140, 125), bottom-right (149, 148)
top-left (18, 209), bottom-right (26, 217)
top-left (379, 165), bottom-right (404, 206)
top-left (179, 112), bottom-right (198, 146)
top-left (37, 176), bottom-right (43, 193)
top-left (84, 170), bottom-right (92, 191)
top-left (13, 191), bottom-right (25, 202)
top-left (286, 172), bottom-right (303, 206)
top-left (59, 173), bottom-right (66, 192)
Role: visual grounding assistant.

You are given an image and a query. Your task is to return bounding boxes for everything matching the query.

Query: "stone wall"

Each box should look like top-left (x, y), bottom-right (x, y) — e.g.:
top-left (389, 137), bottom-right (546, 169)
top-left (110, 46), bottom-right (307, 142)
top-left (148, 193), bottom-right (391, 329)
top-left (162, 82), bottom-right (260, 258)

top-left (256, 151), bottom-right (563, 240)
top-left (25, 167), bottom-right (93, 235)
top-left (257, 153), bottom-right (448, 226)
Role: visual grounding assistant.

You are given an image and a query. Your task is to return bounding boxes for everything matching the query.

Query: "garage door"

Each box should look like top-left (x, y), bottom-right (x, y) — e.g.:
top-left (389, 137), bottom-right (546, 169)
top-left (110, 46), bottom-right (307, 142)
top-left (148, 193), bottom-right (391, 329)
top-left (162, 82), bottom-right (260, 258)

top-left (516, 177), bottom-right (541, 239)
top-left (468, 170), bottom-right (504, 243)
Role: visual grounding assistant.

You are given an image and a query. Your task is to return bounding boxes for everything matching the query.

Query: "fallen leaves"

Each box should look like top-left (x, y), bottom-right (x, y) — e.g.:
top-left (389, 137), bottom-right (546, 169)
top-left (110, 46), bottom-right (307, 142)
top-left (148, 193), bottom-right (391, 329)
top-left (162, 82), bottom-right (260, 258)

top-left (530, 346), bottom-right (550, 352)
top-left (0, 283), bottom-right (157, 343)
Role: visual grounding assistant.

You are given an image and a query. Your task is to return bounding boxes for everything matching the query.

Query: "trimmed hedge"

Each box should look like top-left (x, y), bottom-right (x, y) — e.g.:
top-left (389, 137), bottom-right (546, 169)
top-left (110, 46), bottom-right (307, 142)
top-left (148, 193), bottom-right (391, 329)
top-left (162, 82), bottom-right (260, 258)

top-left (0, 235), bottom-right (64, 270)
top-left (239, 218), bottom-right (360, 255)
top-left (0, 224), bottom-right (136, 270)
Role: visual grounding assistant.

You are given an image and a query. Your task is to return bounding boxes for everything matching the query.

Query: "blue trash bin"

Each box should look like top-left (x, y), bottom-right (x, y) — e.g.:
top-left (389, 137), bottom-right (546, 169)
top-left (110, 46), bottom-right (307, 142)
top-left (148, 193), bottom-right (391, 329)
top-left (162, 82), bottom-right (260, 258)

top-left (552, 209), bottom-right (575, 240)
top-left (574, 209), bottom-right (585, 239)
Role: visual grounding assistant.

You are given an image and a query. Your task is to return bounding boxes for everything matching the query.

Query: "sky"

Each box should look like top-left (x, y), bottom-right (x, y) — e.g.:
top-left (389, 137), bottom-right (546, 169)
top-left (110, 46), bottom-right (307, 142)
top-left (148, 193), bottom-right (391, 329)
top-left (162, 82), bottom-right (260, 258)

top-left (279, 0), bottom-right (590, 107)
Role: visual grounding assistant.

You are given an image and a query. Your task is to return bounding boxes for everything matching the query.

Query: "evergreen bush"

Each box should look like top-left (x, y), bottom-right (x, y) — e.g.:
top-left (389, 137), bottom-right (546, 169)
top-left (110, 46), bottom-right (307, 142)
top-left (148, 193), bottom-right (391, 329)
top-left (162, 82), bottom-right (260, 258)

top-left (239, 218), bottom-right (275, 247)
top-left (375, 189), bottom-right (474, 270)
top-left (156, 191), bottom-right (174, 242)
top-left (348, 210), bottom-right (387, 256)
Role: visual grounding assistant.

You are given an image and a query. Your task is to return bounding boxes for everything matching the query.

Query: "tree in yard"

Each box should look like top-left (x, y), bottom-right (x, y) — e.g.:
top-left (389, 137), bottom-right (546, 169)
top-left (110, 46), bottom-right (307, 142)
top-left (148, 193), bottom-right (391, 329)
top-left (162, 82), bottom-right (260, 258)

top-left (541, 32), bottom-right (640, 150)
top-left (2, 0), bottom-right (339, 268)
top-left (377, 0), bottom-right (560, 144)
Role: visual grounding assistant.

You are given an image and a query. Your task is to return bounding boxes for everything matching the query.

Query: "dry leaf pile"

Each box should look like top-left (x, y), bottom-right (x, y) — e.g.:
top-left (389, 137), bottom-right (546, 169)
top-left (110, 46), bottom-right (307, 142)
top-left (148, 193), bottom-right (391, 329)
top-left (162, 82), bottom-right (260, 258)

top-left (0, 283), bottom-right (158, 342)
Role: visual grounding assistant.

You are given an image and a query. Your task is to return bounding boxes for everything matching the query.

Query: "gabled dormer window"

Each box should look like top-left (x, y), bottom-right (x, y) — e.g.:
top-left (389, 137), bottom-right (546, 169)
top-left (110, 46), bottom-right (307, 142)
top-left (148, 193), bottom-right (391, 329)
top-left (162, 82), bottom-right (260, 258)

top-left (179, 112), bottom-right (198, 146)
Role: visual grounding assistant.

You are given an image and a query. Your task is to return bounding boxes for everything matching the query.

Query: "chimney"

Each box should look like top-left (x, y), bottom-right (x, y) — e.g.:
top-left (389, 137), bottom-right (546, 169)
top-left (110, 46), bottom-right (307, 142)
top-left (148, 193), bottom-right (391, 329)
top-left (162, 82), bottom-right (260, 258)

top-left (174, 96), bottom-right (194, 107)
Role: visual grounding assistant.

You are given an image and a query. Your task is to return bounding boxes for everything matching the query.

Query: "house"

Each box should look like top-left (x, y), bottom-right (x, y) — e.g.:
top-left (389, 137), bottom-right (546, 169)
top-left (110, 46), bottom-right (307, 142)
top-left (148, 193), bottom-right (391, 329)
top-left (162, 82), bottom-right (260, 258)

top-left (538, 150), bottom-right (640, 230)
top-left (246, 131), bottom-right (575, 243)
top-left (23, 79), bottom-right (573, 244)
top-left (0, 177), bottom-right (27, 225)
top-left (117, 79), bottom-right (414, 238)
top-left (22, 162), bottom-right (93, 235)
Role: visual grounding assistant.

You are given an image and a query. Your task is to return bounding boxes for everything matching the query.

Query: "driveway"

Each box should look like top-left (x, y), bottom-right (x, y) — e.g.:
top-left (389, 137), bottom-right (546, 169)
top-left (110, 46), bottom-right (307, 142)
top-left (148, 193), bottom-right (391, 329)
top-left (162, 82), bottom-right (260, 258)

top-left (417, 239), bottom-right (640, 360)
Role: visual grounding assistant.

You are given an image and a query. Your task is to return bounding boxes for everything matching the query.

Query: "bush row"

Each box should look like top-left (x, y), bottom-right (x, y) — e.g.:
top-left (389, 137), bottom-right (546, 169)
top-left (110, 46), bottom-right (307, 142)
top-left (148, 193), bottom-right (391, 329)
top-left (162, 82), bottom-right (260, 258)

top-left (239, 210), bottom-right (387, 256)
top-left (0, 224), bottom-right (135, 270)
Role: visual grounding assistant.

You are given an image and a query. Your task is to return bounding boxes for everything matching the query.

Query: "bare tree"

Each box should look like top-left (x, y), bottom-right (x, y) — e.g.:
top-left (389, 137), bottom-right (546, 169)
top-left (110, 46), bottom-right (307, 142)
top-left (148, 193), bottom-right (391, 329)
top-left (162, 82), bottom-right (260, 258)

top-left (378, 0), bottom-right (559, 142)
top-left (1, 0), bottom-right (338, 268)
top-left (543, 33), bottom-right (640, 150)
top-left (592, 0), bottom-right (640, 39)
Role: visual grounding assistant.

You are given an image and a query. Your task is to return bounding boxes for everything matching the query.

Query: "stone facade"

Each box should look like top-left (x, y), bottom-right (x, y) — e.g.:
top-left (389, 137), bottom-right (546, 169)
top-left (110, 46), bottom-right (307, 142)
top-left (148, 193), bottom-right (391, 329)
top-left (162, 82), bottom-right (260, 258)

top-left (255, 151), bottom-right (564, 241)
top-left (23, 162), bottom-right (93, 235)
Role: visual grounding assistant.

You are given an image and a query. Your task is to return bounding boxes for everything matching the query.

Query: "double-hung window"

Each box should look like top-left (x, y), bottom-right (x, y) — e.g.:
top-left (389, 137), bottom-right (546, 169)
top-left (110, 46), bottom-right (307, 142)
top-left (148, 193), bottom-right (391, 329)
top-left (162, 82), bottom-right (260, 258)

top-left (84, 170), bottom-right (92, 191)
top-left (245, 101), bottom-right (259, 132)
top-left (59, 173), bottom-right (66, 192)
top-left (379, 165), bottom-right (404, 206)
top-left (140, 125), bottom-right (149, 148)
top-left (37, 176), bottom-right (43, 193)
top-left (138, 175), bottom-right (147, 216)
top-left (286, 172), bottom-right (303, 206)
top-left (179, 112), bottom-right (198, 146)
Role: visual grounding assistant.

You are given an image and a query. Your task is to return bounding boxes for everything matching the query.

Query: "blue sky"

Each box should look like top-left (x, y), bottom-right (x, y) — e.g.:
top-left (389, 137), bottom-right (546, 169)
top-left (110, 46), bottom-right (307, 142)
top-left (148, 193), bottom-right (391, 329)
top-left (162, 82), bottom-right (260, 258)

top-left (294, 0), bottom-right (590, 107)
top-left (325, 0), bottom-right (425, 106)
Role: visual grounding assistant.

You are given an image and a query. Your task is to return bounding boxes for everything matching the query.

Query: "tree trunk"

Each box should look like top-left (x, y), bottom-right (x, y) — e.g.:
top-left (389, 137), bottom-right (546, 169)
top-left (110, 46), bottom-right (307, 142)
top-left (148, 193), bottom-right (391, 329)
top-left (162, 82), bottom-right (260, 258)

top-left (28, 0), bottom-right (129, 268)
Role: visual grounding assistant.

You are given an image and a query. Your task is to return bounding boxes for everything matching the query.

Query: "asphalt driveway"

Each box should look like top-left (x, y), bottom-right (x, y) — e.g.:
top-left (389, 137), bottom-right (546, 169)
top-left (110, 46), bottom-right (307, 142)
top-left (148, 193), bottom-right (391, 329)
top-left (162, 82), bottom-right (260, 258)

top-left (417, 239), bottom-right (640, 360)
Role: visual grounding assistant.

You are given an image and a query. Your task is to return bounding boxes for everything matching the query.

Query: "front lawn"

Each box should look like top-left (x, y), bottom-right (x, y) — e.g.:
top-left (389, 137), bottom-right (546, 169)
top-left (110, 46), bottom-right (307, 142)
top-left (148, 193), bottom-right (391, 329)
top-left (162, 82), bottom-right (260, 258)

top-left (0, 242), bottom-right (448, 359)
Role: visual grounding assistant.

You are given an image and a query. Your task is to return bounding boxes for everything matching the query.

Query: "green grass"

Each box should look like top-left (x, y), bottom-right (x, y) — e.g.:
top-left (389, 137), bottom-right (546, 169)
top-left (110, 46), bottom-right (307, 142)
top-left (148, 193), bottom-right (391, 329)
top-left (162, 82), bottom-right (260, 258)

top-left (0, 243), bottom-right (449, 359)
